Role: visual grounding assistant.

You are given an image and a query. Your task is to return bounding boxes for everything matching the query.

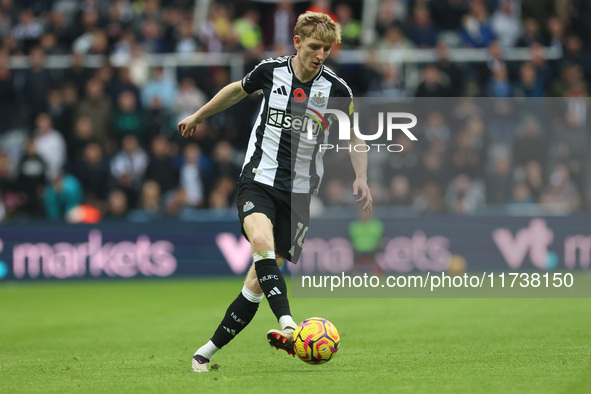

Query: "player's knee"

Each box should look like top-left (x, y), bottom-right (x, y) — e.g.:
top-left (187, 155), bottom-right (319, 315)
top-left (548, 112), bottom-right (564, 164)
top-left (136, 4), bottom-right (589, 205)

top-left (249, 232), bottom-right (273, 252)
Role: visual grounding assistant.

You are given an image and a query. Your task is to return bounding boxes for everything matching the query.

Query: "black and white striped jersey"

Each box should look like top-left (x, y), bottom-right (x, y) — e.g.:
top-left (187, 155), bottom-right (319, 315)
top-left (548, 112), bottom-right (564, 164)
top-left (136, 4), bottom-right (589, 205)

top-left (240, 55), bottom-right (353, 195)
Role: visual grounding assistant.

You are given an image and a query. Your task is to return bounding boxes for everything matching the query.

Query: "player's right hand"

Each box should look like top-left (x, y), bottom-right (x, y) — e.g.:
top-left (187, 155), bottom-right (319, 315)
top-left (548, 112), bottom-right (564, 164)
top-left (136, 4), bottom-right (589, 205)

top-left (177, 114), bottom-right (203, 138)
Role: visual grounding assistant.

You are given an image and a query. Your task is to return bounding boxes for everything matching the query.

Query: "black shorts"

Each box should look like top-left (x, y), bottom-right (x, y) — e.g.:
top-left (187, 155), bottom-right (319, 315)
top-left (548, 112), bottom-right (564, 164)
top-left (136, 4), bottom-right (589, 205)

top-left (236, 177), bottom-right (311, 263)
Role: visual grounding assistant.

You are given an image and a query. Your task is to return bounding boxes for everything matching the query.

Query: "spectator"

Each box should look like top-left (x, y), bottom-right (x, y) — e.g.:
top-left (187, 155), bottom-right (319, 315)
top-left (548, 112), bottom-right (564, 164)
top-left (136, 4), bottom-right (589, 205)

top-left (540, 164), bottom-right (581, 213)
top-left (48, 11), bottom-right (76, 50)
top-left (39, 31), bottom-right (69, 55)
top-left (415, 148), bottom-right (448, 191)
top-left (16, 140), bottom-right (46, 217)
top-left (548, 98), bottom-right (588, 191)
top-left (110, 134), bottom-right (148, 208)
top-left (11, 9), bottom-right (43, 53)
top-left (144, 96), bottom-right (174, 140)
top-left (46, 88), bottom-right (71, 141)
top-left (72, 142), bottom-right (111, 204)
top-left (354, 51), bottom-right (382, 96)
top-left (528, 43), bottom-right (554, 91)
top-left (211, 140), bottom-right (241, 181)
top-left (514, 62), bottom-right (544, 97)
top-left (491, 0), bottom-right (522, 48)
top-left (448, 118), bottom-right (486, 180)
top-left (517, 18), bottom-right (543, 48)
top-left (383, 133), bottom-right (421, 183)
top-left (561, 35), bottom-right (591, 82)
top-left (549, 62), bottom-right (587, 97)
top-left (485, 64), bottom-right (513, 97)
top-left (33, 113), bottom-right (67, 181)
top-left (0, 151), bottom-right (19, 219)
top-left (486, 149), bottom-right (513, 204)
top-left (139, 18), bottom-right (169, 54)
top-left (68, 115), bottom-right (98, 165)
top-left (0, 51), bottom-right (15, 132)
top-left (377, 25), bottom-right (415, 50)
top-left (413, 182), bottom-right (445, 213)
top-left (105, 189), bottom-right (128, 218)
top-left (128, 44), bottom-right (151, 88)
top-left (144, 135), bottom-right (179, 194)
top-left (388, 174), bottom-right (412, 205)
top-left (72, 10), bottom-right (101, 54)
top-left (523, 160), bottom-right (545, 201)
top-left (435, 41), bottom-right (464, 96)
top-left (430, 0), bottom-right (465, 32)
top-left (141, 67), bottom-right (177, 111)
top-left (545, 17), bottom-right (565, 56)
top-left (481, 40), bottom-right (506, 86)
top-left (200, 2), bottom-right (236, 53)
top-left (423, 111), bottom-right (451, 145)
top-left (322, 178), bottom-right (350, 207)
top-left (522, 0), bottom-right (556, 35)
top-left (20, 47), bottom-right (57, 125)
top-left (376, 0), bottom-right (407, 37)
top-left (107, 66), bottom-right (141, 106)
top-left (42, 172), bottom-right (84, 220)
top-left (307, 0), bottom-right (337, 22)
top-left (513, 117), bottom-right (547, 167)
top-left (178, 142), bottom-right (205, 208)
top-left (175, 20), bottom-right (199, 54)
top-left (264, 0), bottom-right (296, 50)
top-left (459, 0), bottom-right (494, 48)
top-left (111, 28), bottom-right (137, 59)
top-left (406, 5), bottom-right (438, 48)
top-left (175, 77), bottom-right (208, 122)
top-left (445, 174), bottom-right (486, 214)
top-left (111, 90), bottom-right (146, 144)
top-left (510, 182), bottom-right (536, 204)
top-left (415, 64), bottom-right (450, 97)
top-left (234, 8), bottom-right (262, 51)
top-left (88, 30), bottom-right (110, 55)
top-left (335, 3), bottom-right (361, 48)
top-left (75, 78), bottom-right (112, 147)
top-left (138, 179), bottom-right (163, 218)
top-left (348, 209), bottom-right (384, 274)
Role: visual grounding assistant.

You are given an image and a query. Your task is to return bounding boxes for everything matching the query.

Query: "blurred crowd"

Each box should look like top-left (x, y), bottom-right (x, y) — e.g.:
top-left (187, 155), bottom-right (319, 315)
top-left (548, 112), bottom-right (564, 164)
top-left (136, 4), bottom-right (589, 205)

top-left (0, 0), bottom-right (590, 221)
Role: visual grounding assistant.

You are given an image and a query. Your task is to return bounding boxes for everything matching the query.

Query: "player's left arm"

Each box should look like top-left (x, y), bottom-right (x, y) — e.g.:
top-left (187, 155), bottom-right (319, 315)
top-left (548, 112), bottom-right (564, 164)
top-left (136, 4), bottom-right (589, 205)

top-left (348, 129), bottom-right (373, 212)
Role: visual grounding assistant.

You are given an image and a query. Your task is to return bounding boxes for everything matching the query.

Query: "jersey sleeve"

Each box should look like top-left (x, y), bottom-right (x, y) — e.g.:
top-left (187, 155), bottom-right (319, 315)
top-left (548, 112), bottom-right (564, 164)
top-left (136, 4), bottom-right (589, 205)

top-left (336, 83), bottom-right (354, 123)
top-left (241, 60), bottom-right (268, 94)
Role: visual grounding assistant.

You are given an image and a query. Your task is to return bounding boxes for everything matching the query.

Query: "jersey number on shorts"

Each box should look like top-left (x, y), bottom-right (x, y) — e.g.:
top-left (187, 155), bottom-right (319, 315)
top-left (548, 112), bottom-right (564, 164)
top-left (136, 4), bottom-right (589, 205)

top-left (289, 222), bottom-right (308, 256)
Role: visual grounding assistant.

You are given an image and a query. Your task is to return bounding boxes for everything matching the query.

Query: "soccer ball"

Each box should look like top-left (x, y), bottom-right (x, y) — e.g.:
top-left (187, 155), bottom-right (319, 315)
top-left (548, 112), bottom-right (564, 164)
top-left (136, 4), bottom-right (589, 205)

top-left (293, 317), bottom-right (340, 364)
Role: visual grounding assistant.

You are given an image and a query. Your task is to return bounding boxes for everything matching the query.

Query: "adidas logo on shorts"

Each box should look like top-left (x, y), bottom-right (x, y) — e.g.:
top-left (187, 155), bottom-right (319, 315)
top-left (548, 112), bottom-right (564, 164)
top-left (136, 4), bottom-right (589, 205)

top-left (243, 201), bottom-right (255, 212)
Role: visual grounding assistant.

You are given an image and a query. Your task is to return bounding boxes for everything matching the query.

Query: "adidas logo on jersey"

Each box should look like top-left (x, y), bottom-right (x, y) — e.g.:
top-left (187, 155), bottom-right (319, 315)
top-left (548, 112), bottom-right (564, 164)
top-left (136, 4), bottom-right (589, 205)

top-left (267, 286), bottom-right (282, 297)
top-left (243, 201), bottom-right (255, 212)
top-left (273, 85), bottom-right (288, 96)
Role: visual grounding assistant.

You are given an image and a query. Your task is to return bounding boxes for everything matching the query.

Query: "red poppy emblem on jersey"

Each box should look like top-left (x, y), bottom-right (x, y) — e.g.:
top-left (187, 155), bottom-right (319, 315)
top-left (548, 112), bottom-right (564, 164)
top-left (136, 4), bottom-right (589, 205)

top-left (293, 88), bottom-right (306, 103)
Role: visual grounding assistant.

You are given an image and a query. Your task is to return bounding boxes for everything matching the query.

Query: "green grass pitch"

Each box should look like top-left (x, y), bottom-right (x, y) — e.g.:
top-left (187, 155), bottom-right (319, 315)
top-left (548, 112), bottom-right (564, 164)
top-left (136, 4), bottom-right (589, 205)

top-left (1, 278), bottom-right (590, 393)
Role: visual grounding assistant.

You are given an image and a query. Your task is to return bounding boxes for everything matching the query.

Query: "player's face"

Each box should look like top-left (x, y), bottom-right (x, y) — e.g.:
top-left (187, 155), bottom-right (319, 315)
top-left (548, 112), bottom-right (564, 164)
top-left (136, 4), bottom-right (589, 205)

top-left (295, 35), bottom-right (333, 73)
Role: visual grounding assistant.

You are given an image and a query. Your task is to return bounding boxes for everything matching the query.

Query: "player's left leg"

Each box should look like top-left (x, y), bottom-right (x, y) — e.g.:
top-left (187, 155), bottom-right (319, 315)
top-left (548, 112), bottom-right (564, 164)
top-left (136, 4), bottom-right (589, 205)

top-left (242, 213), bottom-right (299, 351)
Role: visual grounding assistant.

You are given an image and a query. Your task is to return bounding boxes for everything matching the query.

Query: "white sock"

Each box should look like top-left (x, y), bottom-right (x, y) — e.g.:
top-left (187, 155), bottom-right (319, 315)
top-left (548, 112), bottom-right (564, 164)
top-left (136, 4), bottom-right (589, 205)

top-left (253, 251), bottom-right (276, 263)
top-left (279, 315), bottom-right (297, 330)
top-left (195, 340), bottom-right (219, 361)
top-left (241, 284), bottom-right (264, 303)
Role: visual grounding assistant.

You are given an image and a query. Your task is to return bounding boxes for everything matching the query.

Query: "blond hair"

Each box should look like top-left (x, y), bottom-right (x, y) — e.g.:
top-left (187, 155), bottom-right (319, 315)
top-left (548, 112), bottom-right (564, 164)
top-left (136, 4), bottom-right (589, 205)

top-left (294, 11), bottom-right (341, 44)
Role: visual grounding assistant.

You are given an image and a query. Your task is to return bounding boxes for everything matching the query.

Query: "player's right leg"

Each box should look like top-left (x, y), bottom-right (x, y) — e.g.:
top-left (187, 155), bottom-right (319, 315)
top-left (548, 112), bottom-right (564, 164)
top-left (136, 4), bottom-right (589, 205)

top-left (190, 276), bottom-right (264, 372)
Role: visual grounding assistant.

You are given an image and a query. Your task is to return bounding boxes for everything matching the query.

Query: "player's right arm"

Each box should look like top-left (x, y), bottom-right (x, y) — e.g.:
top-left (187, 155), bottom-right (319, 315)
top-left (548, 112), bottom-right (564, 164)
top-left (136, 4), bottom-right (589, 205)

top-left (177, 80), bottom-right (248, 138)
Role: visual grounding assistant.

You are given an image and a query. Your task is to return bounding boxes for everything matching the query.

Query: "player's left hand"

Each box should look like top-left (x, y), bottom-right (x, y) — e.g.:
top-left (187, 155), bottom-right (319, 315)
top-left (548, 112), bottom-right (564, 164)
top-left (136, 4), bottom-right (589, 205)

top-left (352, 178), bottom-right (373, 212)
